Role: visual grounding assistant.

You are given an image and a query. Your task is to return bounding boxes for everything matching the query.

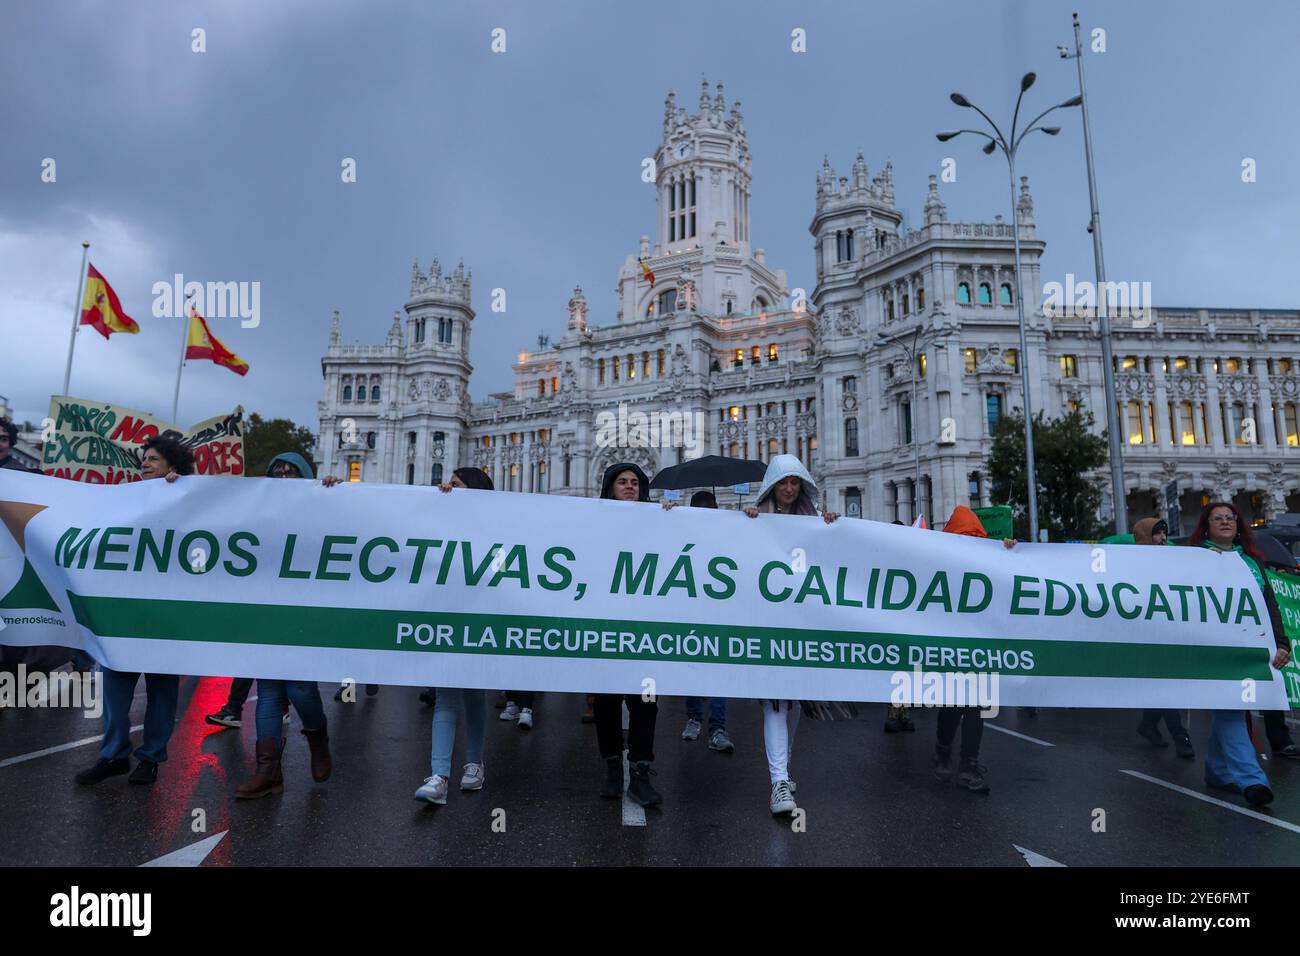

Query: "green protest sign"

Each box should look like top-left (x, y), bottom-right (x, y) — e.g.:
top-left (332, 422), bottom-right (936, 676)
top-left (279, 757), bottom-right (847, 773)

top-left (973, 506), bottom-right (1013, 540)
top-left (1264, 569), bottom-right (1300, 708)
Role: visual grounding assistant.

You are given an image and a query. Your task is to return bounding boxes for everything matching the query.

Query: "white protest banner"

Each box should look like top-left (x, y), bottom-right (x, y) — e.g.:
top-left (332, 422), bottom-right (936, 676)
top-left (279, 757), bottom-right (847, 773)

top-left (0, 470), bottom-right (1286, 709)
top-left (41, 395), bottom-right (245, 483)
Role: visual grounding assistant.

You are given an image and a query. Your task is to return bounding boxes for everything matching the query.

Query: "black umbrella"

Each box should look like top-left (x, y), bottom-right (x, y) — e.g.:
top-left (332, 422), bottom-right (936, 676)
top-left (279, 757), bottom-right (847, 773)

top-left (649, 455), bottom-right (767, 491)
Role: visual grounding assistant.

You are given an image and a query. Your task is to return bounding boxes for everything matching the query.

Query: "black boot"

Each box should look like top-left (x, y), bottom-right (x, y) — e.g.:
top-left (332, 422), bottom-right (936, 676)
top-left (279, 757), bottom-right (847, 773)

top-left (599, 756), bottom-right (623, 799)
top-left (627, 761), bottom-right (662, 807)
top-left (75, 757), bottom-right (129, 785)
top-left (957, 758), bottom-right (990, 794)
top-left (1137, 720), bottom-right (1168, 748)
top-left (933, 744), bottom-right (953, 783)
top-left (1173, 733), bottom-right (1195, 760)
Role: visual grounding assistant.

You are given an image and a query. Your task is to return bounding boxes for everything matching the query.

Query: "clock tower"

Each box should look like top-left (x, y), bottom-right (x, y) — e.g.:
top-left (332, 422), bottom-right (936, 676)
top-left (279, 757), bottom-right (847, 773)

top-left (656, 79), bottom-right (752, 255)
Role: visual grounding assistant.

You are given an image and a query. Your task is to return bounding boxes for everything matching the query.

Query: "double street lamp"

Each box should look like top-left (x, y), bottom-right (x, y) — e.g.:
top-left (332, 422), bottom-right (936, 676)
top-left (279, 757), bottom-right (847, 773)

top-left (938, 73), bottom-right (1082, 544)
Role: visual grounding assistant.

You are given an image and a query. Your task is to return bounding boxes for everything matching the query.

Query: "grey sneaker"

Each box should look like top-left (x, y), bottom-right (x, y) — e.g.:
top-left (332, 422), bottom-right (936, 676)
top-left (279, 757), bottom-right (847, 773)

top-left (415, 774), bottom-right (449, 804)
top-left (707, 728), bottom-right (735, 753)
top-left (769, 780), bottom-right (796, 815)
top-left (460, 762), bottom-right (485, 791)
top-left (517, 708), bottom-right (533, 730)
top-left (500, 702), bottom-right (521, 721)
top-left (681, 718), bottom-right (702, 741)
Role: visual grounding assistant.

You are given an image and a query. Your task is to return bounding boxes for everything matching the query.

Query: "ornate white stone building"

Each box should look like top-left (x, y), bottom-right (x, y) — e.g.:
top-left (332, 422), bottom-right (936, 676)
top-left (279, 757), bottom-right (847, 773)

top-left (318, 80), bottom-right (1300, 535)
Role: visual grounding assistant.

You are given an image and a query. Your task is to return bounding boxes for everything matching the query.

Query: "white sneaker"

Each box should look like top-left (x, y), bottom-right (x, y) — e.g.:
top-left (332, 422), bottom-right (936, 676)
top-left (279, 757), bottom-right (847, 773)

top-left (681, 718), bottom-right (702, 740)
top-left (517, 708), bottom-right (533, 730)
top-left (415, 775), bottom-right (449, 805)
top-left (460, 762), bottom-right (485, 791)
top-left (770, 779), bottom-right (796, 815)
top-left (500, 702), bottom-right (520, 721)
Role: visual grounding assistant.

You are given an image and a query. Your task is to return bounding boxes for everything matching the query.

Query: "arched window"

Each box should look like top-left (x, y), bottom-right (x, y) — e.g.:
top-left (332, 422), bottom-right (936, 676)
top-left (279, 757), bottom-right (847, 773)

top-left (342, 384), bottom-right (352, 401)
top-left (902, 292), bottom-right (910, 315)
top-left (978, 283), bottom-right (993, 305)
top-left (431, 464), bottom-right (443, 484)
top-left (916, 287), bottom-right (925, 311)
top-left (999, 283), bottom-right (1014, 306)
top-left (366, 432), bottom-right (376, 449)
top-left (753, 295), bottom-right (770, 312)
top-left (371, 384), bottom-right (380, 402)
top-left (957, 282), bottom-right (972, 304)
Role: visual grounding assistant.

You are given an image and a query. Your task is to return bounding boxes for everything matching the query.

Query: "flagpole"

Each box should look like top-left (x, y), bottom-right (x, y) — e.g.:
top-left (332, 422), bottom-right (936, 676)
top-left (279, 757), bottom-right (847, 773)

top-left (61, 241), bottom-right (90, 395)
top-left (170, 304), bottom-right (190, 422)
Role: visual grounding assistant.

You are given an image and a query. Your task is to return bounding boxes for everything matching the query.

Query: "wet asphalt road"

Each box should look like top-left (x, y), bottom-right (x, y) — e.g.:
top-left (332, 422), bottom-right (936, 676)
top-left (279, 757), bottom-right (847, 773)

top-left (2, 675), bottom-right (1299, 867)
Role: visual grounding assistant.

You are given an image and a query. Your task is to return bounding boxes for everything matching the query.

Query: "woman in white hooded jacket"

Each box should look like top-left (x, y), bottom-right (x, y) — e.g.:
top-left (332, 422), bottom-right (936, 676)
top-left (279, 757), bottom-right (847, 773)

top-left (742, 454), bottom-right (839, 815)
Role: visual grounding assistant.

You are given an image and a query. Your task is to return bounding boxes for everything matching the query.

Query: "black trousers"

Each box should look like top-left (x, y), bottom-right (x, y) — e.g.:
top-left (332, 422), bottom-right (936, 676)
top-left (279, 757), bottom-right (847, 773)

top-left (508, 691), bottom-right (535, 708)
top-left (1263, 710), bottom-right (1295, 752)
top-left (594, 694), bottom-right (657, 763)
top-left (225, 677), bottom-right (254, 710)
top-left (936, 707), bottom-right (983, 761)
top-left (1139, 709), bottom-right (1188, 738)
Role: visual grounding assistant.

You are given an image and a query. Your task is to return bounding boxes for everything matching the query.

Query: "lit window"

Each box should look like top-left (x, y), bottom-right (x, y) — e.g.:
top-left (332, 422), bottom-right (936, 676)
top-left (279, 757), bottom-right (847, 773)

top-left (643, 352), bottom-right (650, 378)
top-left (734, 349), bottom-right (743, 368)
top-left (1122, 356), bottom-right (1138, 370)
top-left (1127, 401), bottom-right (1143, 444)
top-left (768, 343), bottom-right (778, 362)
top-left (613, 356), bottom-right (621, 381)
top-left (1174, 357), bottom-right (1189, 372)
top-left (628, 353), bottom-right (636, 380)
top-left (1060, 355), bottom-right (1078, 377)
top-left (957, 282), bottom-right (972, 305)
top-left (1066, 400), bottom-right (1079, 414)
top-left (482, 436), bottom-right (492, 448)
top-left (552, 376), bottom-right (558, 392)
top-left (598, 358), bottom-right (605, 384)
top-left (1005, 349), bottom-right (1018, 372)
top-left (511, 432), bottom-right (521, 444)
top-left (1179, 401), bottom-right (1196, 445)
top-left (657, 350), bottom-right (665, 375)
top-left (348, 461), bottom-right (361, 482)
top-left (1225, 358), bottom-right (1241, 375)
top-left (917, 353), bottom-right (927, 379)
top-left (729, 406), bottom-right (740, 421)
top-left (1280, 359), bottom-right (1293, 375)
top-left (1286, 404), bottom-right (1299, 446)
top-left (751, 345), bottom-right (761, 365)
top-left (538, 380), bottom-right (545, 396)
top-left (964, 348), bottom-right (977, 374)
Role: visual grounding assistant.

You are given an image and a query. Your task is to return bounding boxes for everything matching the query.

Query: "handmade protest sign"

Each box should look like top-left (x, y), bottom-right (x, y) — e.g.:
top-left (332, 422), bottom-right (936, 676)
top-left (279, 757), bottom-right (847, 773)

top-left (1264, 568), bottom-right (1300, 708)
top-left (0, 470), bottom-right (1287, 708)
top-left (41, 395), bottom-right (244, 482)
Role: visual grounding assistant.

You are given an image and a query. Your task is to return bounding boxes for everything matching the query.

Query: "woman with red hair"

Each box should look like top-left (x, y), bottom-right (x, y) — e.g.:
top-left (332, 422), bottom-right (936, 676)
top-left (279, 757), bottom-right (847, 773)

top-left (1188, 501), bottom-right (1293, 806)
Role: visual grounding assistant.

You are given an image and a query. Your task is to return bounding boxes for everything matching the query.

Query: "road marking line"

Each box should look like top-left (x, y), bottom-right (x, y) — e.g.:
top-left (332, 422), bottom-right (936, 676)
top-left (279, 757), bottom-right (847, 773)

top-left (140, 830), bottom-right (228, 867)
top-left (0, 724), bottom-right (145, 769)
top-left (986, 723), bottom-right (1055, 747)
top-left (1013, 844), bottom-right (1066, 867)
top-left (1120, 769), bottom-right (1300, 834)
top-left (621, 754), bottom-right (645, 827)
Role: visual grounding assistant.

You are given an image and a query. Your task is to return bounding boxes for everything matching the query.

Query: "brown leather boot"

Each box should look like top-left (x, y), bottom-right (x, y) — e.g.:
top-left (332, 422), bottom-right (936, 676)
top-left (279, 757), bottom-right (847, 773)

top-left (301, 725), bottom-right (332, 782)
top-left (236, 737), bottom-right (283, 799)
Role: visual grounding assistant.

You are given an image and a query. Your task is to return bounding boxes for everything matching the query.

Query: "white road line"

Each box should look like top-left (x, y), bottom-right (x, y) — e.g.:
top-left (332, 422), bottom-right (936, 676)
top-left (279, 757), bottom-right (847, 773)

top-left (1120, 769), bottom-right (1300, 835)
top-left (1013, 844), bottom-right (1066, 867)
top-left (985, 723), bottom-right (1055, 748)
top-left (0, 694), bottom-right (254, 770)
top-left (621, 754), bottom-right (645, 827)
top-left (0, 724), bottom-right (144, 768)
top-left (140, 830), bottom-right (228, 867)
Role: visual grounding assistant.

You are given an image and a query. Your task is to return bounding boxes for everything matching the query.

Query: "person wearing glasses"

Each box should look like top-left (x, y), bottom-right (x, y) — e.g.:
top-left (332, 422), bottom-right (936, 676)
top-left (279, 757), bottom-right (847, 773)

top-left (1188, 501), bottom-right (1293, 806)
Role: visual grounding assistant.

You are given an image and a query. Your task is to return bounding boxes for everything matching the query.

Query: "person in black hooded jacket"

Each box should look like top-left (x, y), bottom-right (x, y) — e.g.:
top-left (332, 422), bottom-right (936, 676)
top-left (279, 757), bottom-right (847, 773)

top-left (592, 462), bottom-right (662, 807)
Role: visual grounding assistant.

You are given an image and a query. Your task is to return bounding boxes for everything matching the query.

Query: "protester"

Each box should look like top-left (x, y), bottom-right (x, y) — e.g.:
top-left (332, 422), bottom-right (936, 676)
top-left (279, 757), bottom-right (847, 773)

top-left (416, 466), bottom-right (495, 805)
top-left (0, 418), bottom-right (34, 472)
top-left (743, 454), bottom-right (840, 815)
top-left (931, 506), bottom-right (993, 793)
top-left (74, 437), bottom-right (191, 786)
top-left (1188, 501), bottom-right (1292, 806)
top-left (235, 452), bottom-right (338, 798)
top-left (1131, 517), bottom-right (1195, 759)
top-left (673, 490), bottom-right (734, 752)
top-left (591, 462), bottom-right (662, 807)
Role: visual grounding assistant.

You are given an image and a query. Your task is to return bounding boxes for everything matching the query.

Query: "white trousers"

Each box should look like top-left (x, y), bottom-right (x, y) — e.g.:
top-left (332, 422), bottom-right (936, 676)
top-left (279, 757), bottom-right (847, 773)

top-left (762, 700), bottom-right (801, 784)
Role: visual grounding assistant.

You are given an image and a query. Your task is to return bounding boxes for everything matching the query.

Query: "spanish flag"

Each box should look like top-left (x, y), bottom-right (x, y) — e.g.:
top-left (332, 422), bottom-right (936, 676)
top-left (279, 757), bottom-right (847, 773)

top-left (185, 307), bottom-right (249, 376)
top-left (80, 264), bottom-right (139, 338)
top-left (639, 258), bottom-right (655, 287)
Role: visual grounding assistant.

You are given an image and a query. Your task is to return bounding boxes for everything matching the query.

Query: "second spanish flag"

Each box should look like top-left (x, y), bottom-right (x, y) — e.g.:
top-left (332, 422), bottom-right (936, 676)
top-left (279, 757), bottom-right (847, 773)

top-left (186, 309), bottom-right (250, 376)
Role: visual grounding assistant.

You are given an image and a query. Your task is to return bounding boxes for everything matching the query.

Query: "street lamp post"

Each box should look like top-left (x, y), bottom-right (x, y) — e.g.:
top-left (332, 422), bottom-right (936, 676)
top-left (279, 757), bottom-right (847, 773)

top-left (1059, 12), bottom-right (1126, 535)
top-left (938, 73), bottom-right (1082, 543)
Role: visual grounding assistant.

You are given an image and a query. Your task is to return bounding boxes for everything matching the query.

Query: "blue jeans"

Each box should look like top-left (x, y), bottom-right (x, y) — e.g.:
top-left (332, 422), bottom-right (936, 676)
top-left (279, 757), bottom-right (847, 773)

top-left (685, 696), bottom-right (726, 733)
top-left (255, 679), bottom-right (325, 739)
top-left (1206, 711), bottom-right (1269, 791)
top-left (430, 688), bottom-right (486, 777)
top-left (99, 669), bottom-right (179, 763)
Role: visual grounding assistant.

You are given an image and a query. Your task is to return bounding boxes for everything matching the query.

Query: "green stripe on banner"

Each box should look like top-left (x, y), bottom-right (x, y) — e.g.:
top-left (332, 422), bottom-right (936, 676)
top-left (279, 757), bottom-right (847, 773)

top-left (68, 592), bottom-right (1275, 681)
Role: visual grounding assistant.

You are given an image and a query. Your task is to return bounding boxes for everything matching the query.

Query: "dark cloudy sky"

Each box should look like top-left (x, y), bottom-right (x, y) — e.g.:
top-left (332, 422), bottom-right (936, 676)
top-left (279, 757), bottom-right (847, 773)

top-left (2, 0), bottom-right (1295, 429)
